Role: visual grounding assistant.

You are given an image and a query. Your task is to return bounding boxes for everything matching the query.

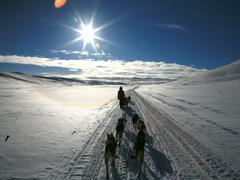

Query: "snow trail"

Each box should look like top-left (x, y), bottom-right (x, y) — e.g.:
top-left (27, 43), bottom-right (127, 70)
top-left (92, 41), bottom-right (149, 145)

top-left (49, 89), bottom-right (236, 179)
top-left (2, 71), bottom-right (240, 179)
top-left (47, 101), bottom-right (121, 179)
top-left (91, 91), bottom-right (177, 179)
top-left (133, 91), bottom-right (240, 179)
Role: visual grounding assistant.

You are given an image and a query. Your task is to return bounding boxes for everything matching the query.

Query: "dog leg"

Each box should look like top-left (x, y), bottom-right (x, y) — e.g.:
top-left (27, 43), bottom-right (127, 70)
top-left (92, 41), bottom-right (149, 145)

top-left (137, 165), bottom-right (142, 178)
top-left (119, 132), bottom-right (122, 145)
top-left (105, 155), bottom-right (109, 179)
top-left (116, 133), bottom-right (120, 146)
top-left (131, 145), bottom-right (136, 159)
top-left (137, 151), bottom-right (144, 178)
top-left (111, 156), bottom-right (116, 168)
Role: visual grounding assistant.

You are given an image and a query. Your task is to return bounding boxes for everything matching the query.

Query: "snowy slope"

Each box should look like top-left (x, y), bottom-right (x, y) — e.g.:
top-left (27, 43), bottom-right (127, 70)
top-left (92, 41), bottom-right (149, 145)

top-left (136, 60), bottom-right (240, 179)
top-left (173, 60), bottom-right (240, 84)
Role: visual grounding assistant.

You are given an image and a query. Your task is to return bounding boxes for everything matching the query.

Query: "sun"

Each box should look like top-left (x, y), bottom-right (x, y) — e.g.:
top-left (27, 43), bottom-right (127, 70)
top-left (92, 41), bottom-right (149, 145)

top-left (62, 11), bottom-right (121, 50)
top-left (80, 23), bottom-right (95, 44)
top-left (75, 22), bottom-right (100, 50)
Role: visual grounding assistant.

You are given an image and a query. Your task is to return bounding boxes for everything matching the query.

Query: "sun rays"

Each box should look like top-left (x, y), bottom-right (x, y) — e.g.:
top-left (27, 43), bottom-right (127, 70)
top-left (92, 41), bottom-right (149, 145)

top-left (77, 22), bottom-right (99, 50)
top-left (61, 9), bottom-right (121, 51)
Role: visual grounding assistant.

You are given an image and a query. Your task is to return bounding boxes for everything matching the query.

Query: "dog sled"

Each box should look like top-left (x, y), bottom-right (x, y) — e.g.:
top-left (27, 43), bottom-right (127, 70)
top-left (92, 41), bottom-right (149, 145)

top-left (123, 96), bottom-right (131, 106)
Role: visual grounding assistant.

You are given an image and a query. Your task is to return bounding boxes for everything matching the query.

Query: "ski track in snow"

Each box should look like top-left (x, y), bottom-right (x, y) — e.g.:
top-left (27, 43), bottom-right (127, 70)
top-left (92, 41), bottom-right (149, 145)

top-left (144, 92), bottom-right (239, 137)
top-left (47, 101), bottom-right (120, 179)
top-left (46, 90), bottom-right (179, 180)
top-left (43, 90), bottom-right (240, 180)
top-left (133, 91), bottom-right (240, 180)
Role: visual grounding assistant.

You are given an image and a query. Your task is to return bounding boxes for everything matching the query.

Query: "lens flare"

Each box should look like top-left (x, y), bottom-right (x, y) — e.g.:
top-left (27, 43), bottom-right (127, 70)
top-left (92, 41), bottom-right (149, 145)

top-left (94, 42), bottom-right (100, 49)
top-left (54, 0), bottom-right (67, 9)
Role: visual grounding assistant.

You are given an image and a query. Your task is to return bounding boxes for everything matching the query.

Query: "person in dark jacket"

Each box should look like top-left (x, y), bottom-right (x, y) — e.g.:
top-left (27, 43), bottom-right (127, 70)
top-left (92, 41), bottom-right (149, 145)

top-left (118, 86), bottom-right (125, 108)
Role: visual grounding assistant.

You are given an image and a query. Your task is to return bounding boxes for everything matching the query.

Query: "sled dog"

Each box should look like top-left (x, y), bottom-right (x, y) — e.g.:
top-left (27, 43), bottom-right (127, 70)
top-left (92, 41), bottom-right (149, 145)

top-left (137, 118), bottom-right (146, 132)
top-left (131, 128), bottom-right (145, 177)
top-left (116, 118), bottom-right (125, 146)
top-left (122, 113), bottom-right (127, 126)
top-left (132, 113), bottom-right (140, 129)
top-left (105, 133), bottom-right (117, 179)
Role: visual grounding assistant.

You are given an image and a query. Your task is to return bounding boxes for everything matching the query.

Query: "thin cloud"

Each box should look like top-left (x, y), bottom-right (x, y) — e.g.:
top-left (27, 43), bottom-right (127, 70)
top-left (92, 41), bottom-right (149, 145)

top-left (156, 24), bottom-right (187, 31)
top-left (0, 55), bottom-right (205, 83)
top-left (50, 49), bottom-right (112, 59)
top-left (51, 50), bottom-right (89, 56)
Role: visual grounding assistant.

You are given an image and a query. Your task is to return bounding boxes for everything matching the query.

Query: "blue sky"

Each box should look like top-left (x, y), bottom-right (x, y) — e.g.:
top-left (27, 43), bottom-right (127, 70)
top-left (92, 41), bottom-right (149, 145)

top-left (0, 0), bottom-right (239, 76)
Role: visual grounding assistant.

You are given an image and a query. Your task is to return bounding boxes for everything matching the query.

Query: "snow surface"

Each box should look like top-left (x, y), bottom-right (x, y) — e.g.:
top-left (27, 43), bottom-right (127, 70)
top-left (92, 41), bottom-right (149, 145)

top-left (0, 73), bottom-right (123, 179)
top-left (136, 60), bottom-right (240, 179)
top-left (0, 60), bottom-right (240, 179)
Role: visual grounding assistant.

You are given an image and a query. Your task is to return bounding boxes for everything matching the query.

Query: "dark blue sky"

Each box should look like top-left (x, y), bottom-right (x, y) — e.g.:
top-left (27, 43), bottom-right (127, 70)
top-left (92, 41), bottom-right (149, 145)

top-left (0, 0), bottom-right (240, 69)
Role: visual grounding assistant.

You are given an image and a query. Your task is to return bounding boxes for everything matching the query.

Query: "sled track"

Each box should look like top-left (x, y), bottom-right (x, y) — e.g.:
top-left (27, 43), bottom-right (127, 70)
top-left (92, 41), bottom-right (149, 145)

top-left (47, 100), bottom-right (121, 179)
top-left (95, 107), bottom-right (134, 180)
top-left (122, 115), bottom-right (133, 180)
top-left (146, 92), bottom-right (239, 137)
top-left (66, 102), bottom-right (121, 180)
top-left (115, 119), bottom-right (132, 180)
top-left (133, 91), bottom-right (240, 179)
top-left (132, 93), bottom-right (179, 180)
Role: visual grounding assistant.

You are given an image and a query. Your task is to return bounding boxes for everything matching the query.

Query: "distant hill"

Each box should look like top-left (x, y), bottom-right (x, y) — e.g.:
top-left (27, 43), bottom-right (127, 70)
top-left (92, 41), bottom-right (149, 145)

top-left (0, 72), bottom-right (126, 86)
top-left (172, 60), bottom-right (240, 85)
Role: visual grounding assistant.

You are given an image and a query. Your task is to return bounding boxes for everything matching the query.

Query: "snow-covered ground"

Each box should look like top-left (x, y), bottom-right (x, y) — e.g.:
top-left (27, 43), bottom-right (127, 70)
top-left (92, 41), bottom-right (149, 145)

top-left (136, 60), bottom-right (240, 179)
top-left (0, 73), bottom-right (122, 179)
top-left (0, 60), bottom-right (240, 179)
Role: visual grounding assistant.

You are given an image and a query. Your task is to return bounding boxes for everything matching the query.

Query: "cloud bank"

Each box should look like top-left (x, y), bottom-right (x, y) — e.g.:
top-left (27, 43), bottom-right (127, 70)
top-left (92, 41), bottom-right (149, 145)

top-left (0, 55), bottom-right (206, 84)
